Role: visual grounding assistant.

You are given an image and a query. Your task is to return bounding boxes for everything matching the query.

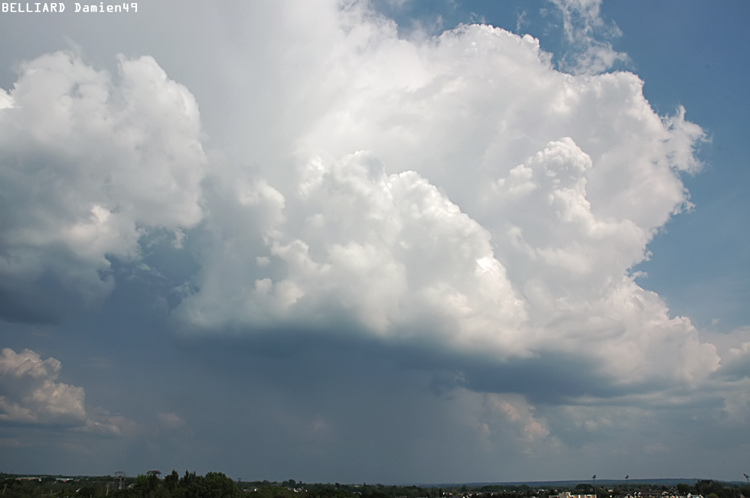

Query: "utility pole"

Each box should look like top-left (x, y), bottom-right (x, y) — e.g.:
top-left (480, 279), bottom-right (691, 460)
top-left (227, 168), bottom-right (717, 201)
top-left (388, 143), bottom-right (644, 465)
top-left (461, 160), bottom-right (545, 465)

top-left (592, 475), bottom-right (597, 498)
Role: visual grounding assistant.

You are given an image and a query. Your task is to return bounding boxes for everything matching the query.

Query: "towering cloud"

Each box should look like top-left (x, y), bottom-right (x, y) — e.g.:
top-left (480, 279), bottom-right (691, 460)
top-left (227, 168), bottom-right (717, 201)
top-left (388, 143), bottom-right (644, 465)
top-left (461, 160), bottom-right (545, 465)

top-left (169, 3), bottom-right (714, 402)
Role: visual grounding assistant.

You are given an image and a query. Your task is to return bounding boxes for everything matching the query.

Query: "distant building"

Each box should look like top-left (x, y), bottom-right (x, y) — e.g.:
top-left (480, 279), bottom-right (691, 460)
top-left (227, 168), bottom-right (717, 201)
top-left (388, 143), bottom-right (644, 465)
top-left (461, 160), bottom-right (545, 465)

top-left (555, 492), bottom-right (595, 498)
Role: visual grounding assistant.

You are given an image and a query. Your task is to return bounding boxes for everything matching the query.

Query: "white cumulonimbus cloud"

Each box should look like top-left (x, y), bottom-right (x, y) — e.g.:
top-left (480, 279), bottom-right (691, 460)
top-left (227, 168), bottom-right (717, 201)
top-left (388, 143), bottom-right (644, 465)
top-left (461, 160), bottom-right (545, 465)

top-left (173, 2), bottom-right (715, 397)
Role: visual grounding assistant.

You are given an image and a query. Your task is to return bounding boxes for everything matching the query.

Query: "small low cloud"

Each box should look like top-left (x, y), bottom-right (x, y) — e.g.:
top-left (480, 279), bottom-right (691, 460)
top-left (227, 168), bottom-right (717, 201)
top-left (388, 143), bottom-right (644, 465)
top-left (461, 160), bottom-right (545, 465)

top-left (0, 348), bottom-right (131, 436)
top-left (715, 341), bottom-right (750, 381)
top-left (157, 411), bottom-right (192, 437)
top-left (0, 348), bottom-right (86, 426)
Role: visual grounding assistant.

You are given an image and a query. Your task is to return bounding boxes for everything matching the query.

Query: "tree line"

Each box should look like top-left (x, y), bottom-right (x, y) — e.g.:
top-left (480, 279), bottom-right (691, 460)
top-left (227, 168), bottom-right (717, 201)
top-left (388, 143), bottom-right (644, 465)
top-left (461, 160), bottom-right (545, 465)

top-left (2, 473), bottom-right (749, 498)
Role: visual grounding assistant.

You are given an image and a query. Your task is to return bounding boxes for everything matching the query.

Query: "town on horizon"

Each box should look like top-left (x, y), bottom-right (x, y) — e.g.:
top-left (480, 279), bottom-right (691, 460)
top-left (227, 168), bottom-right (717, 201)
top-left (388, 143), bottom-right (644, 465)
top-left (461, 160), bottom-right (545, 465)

top-left (2, 471), bottom-right (750, 498)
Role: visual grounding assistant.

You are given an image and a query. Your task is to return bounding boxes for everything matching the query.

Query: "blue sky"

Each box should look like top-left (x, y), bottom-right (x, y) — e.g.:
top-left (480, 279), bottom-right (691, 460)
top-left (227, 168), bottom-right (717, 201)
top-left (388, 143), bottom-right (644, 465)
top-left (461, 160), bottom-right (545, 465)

top-left (1, 0), bottom-right (749, 485)
top-left (610, 0), bottom-right (750, 333)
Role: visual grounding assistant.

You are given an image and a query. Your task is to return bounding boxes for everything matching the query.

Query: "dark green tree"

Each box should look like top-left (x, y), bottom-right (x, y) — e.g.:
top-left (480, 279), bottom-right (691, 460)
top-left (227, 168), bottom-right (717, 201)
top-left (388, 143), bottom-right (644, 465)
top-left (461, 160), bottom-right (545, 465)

top-left (184, 472), bottom-right (241, 498)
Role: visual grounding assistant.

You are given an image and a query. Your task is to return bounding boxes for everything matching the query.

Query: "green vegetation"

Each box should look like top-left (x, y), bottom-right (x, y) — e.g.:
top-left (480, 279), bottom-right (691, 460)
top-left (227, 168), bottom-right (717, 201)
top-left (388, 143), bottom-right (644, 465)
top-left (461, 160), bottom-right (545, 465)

top-left (1, 473), bottom-right (749, 498)
top-left (0, 471), bottom-right (240, 498)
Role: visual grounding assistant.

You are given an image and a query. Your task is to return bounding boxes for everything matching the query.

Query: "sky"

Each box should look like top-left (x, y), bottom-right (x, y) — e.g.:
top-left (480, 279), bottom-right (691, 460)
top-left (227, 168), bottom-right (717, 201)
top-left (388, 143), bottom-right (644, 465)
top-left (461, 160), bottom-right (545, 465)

top-left (1, 0), bottom-right (749, 485)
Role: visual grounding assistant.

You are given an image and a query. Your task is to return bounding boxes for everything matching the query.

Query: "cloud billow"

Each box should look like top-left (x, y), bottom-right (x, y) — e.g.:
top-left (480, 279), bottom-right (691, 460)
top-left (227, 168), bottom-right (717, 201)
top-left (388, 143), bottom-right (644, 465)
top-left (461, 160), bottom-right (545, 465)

top-left (0, 51), bottom-right (206, 322)
top-left (172, 2), bottom-right (714, 403)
